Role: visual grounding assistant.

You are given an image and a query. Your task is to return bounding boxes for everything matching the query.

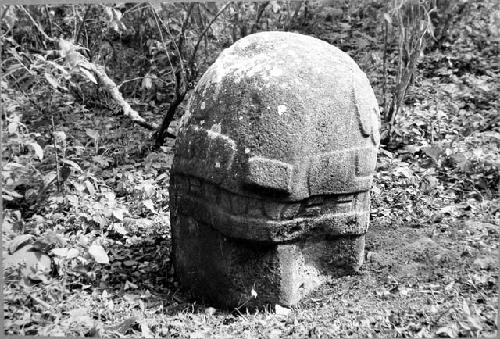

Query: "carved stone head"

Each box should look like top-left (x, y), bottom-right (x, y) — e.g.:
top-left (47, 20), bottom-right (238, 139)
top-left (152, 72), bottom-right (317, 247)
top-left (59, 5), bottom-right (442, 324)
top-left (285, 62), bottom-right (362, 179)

top-left (170, 31), bottom-right (380, 307)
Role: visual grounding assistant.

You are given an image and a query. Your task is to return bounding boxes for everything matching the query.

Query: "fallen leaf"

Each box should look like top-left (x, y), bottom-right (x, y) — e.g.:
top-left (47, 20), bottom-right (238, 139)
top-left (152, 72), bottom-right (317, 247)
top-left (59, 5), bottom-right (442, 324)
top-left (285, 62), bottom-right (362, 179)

top-left (8, 234), bottom-right (34, 254)
top-left (140, 320), bottom-right (154, 338)
top-left (85, 129), bottom-right (99, 140)
top-left (44, 72), bottom-right (60, 90)
top-left (123, 260), bottom-right (137, 267)
top-left (142, 199), bottom-right (155, 213)
top-left (466, 315), bottom-right (483, 330)
top-left (88, 243), bottom-right (109, 264)
top-left (66, 248), bottom-right (80, 259)
top-left (33, 230), bottom-right (66, 252)
top-left (110, 223), bottom-right (128, 235)
top-left (69, 308), bottom-right (94, 328)
top-left (205, 307), bottom-right (216, 316)
top-left (103, 191), bottom-right (116, 203)
top-left (51, 247), bottom-right (69, 257)
top-left (124, 280), bottom-right (138, 290)
top-left (28, 271), bottom-right (49, 283)
top-left (61, 159), bottom-right (82, 172)
top-left (473, 255), bottom-right (496, 270)
top-left (4, 245), bottom-right (52, 277)
top-left (109, 317), bottom-right (137, 333)
top-left (123, 294), bottom-right (138, 305)
top-left (462, 299), bottom-right (471, 316)
top-left (84, 180), bottom-right (96, 196)
top-left (53, 131), bottom-right (66, 143)
top-left (27, 142), bottom-right (44, 160)
top-left (106, 299), bottom-right (114, 310)
top-left (190, 331), bottom-right (208, 339)
top-left (435, 325), bottom-right (458, 338)
top-left (3, 189), bottom-right (23, 200)
top-left (112, 209), bottom-right (124, 221)
top-left (275, 304), bottom-right (291, 316)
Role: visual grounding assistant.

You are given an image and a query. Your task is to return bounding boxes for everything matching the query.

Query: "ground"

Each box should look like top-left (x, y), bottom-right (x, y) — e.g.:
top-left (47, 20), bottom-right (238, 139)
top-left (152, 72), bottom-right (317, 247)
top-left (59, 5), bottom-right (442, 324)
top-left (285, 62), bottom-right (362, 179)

top-left (2, 1), bottom-right (499, 338)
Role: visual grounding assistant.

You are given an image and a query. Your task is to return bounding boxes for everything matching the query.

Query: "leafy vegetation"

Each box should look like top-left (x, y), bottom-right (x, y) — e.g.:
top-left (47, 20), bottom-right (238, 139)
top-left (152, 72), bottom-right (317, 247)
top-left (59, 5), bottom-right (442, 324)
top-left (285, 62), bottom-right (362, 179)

top-left (2, 0), bottom-right (499, 337)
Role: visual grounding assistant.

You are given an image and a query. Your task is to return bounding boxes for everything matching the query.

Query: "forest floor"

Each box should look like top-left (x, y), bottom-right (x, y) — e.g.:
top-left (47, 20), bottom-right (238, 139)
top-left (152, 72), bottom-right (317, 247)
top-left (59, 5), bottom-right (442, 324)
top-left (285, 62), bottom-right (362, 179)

top-left (3, 2), bottom-right (499, 338)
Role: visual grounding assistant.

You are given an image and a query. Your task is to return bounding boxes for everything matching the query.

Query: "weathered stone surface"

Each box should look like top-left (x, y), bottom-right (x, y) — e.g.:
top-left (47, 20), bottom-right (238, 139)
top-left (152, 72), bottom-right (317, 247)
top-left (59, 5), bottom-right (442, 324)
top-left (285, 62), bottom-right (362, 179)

top-left (169, 31), bottom-right (380, 308)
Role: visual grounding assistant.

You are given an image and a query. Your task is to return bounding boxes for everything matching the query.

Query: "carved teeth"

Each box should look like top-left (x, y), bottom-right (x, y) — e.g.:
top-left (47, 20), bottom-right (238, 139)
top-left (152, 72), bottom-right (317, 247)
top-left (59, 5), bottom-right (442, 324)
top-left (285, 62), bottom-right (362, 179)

top-left (205, 182), bottom-right (220, 204)
top-left (230, 195), bottom-right (247, 215)
top-left (263, 202), bottom-right (284, 220)
top-left (219, 192), bottom-right (232, 213)
top-left (281, 203), bottom-right (301, 220)
top-left (302, 206), bottom-right (321, 217)
top-left (247, 199), bottom-right (264, 218)
top-left (178, 175), bottom-right (368, 222)
top-left (306, 196), bottom-right (324, 206)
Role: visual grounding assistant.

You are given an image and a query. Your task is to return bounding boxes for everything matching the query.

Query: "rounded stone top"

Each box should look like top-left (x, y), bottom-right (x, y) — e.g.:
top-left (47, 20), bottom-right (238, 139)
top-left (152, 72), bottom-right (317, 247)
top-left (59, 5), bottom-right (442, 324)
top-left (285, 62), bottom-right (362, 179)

top-left (174, 31), bottom-right (380, 201)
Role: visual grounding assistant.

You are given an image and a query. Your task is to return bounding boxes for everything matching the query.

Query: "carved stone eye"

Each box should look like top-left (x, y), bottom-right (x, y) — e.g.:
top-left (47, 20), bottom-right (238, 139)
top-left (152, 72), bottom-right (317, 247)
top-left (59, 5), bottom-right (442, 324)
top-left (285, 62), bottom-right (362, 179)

top-left (243, 156), bottom-right (294, 193)
top-left (308, 148), bottom-right (376, 196)
top-left (173, 125), bottom-right (236, 185)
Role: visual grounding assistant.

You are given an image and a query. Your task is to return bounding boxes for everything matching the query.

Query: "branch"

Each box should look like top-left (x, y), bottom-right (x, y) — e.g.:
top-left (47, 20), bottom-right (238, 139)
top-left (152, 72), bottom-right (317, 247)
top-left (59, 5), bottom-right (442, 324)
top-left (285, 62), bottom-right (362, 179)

top-left (189, 2), bottom-right (231, 71)
top-left (12, 8), bottom-right (155, 132)
top-left (154, 2), bottom-right (231, 147)
top-left (1, 6), bottom-right (9, 21)
top-left (154, 92), bottom-right (185, 146)
top-left (19, 5), bottom-right (57, 44)
top-left (72, 5), bottom-right (78, 42)
top-left (382, 19), bottom-right (389, 118)
top-left (78, 59), bottom-right (158, 130)
top-left (75, 5), bottom-right (92, 45)
top-left (201, 2), bottom-right (216, 16)
top-left (44, 5), bottom-right (53, 36)
top-left (153, 4), bottom-right (186, 79)
top-left (149, 4), bottom-right (177, 91)
top-left (251, 2), bottom-right (269, 34)
top-left (178, 3), bottom-right (195, 52)
top-left (384, 28), bottom-right (427, 142)
top-left (117, 76), bottom-right (145, 89)
top-left (176, 3), bottom-right (195, 92)
top-left (154, 2), bottom-right (232, 147)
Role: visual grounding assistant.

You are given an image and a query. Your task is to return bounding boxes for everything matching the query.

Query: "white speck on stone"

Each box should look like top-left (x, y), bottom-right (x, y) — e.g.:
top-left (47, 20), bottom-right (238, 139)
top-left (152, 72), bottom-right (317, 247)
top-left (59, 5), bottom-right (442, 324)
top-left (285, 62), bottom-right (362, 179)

top-left (247, 63), bottom-right (265, 77)
top-left (201, 102), bottom-right (205, 110)
top-left (212, 57), bottom-right (227, 85)
top-left (197, 49), bottom-right (274, 100)
top-left (270, 68), bottom-right (283, 77)
top-left (236, 37), bottom-right (252, 50)
top-left (215, 162), bottom-right (220, 168)
top-left (245, 148), bottom-right (250, 154)
top-left (277, 105), bottom-right (287, 115)
top-left (239, 116), bottom-right (243, 120)
top-left (267, 106), bottom-right (270, 110)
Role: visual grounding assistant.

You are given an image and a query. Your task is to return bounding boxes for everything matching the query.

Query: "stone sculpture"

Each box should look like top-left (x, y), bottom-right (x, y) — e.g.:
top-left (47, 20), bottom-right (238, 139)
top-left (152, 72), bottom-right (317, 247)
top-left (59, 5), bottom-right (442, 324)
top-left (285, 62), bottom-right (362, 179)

top-left (169, 31), bottom-right (380, 308)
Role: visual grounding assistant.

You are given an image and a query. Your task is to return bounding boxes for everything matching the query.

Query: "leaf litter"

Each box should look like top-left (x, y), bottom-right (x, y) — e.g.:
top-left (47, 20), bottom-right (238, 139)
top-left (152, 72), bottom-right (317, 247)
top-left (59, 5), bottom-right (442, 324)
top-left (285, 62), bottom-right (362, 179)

top-left (3, 2), bottom-right (499, 338)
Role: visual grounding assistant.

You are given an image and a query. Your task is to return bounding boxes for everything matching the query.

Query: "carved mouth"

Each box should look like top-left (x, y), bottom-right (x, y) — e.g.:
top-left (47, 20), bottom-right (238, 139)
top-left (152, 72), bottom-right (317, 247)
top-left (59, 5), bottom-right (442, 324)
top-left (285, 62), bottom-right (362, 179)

top-left (171, 174), bottom-right (371, 242)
